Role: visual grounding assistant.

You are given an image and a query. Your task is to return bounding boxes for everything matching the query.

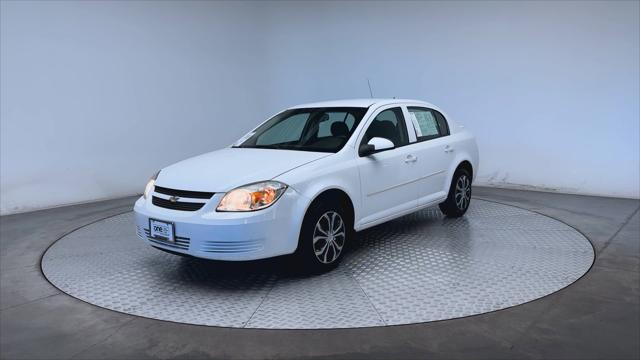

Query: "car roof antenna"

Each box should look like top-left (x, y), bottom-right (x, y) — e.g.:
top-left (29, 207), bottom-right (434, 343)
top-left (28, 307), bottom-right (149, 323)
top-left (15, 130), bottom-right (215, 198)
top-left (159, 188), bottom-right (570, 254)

top-left (367, 78), bottom-right (374, 98)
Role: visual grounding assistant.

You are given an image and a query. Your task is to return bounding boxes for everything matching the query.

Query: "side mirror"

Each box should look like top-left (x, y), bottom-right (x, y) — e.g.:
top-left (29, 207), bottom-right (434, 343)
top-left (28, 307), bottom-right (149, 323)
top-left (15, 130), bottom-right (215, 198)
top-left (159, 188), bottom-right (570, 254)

top-left (359, 137), bottom-right (395, 157)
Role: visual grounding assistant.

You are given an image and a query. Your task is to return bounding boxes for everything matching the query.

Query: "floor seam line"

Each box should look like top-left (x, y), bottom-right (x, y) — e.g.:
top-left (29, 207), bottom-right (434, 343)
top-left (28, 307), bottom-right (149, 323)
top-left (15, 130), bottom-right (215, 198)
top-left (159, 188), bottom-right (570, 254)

top-left (242, 276), bottom-right (277, 328)
top-left (68, 317), bottom-right (137, 359)
top-left (592, 263), bottom-right (639, 273)
top-left (0, 292), bottom-right (61, 312)
top-left (599, 205), bottom-right (640, 254)
top-left (0, 262), bottom-right (46, 272)
top-left (348, 267), bottom-right (387, 326)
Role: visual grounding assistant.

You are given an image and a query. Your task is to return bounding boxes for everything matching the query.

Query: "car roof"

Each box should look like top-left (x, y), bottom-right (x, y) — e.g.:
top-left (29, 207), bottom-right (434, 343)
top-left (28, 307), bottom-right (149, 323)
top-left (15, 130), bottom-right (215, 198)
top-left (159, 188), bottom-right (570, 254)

top-left (288, 98), bottom-right (438, 109)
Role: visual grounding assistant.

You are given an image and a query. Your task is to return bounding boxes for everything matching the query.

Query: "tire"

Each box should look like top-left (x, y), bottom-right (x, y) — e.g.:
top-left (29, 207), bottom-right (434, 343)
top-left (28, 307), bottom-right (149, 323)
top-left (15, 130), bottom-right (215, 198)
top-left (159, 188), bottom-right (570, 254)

top-left (294, 199), bottom-right (352, 274)
top-left (439, 168), bottom-right (472, 218)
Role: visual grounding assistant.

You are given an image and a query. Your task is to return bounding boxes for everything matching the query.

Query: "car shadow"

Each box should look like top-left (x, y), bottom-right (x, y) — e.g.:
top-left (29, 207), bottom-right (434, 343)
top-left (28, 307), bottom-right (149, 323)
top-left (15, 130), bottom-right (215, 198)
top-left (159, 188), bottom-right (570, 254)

top-left (163, 206), bottom-right (471, 287)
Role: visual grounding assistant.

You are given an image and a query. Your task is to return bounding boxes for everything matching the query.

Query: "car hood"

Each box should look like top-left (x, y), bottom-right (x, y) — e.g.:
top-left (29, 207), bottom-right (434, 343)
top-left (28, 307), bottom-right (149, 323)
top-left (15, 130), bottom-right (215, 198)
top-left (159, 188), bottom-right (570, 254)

top-left (155, 147), bottom-right (330, 192)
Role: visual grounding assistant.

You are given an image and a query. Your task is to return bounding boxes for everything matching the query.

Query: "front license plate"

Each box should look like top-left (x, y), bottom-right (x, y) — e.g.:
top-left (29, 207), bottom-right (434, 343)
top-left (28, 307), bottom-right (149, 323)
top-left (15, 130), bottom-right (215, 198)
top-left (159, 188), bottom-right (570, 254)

top-left (149, 219), bottom-right (175, 243)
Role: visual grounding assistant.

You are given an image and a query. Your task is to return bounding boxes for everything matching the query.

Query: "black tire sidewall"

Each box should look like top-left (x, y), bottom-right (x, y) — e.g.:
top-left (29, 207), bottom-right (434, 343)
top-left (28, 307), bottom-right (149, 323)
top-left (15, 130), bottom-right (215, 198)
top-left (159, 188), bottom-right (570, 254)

top-left (296, 199), bottom-right (349, 273)
top-left (440, 168), bottom-right (471, 217)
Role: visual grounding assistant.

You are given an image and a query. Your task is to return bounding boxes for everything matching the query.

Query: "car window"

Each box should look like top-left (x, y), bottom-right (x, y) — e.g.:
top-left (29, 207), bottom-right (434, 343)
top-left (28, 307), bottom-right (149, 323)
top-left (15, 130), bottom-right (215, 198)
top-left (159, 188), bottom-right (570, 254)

top-left (256, 113), bottom-right (308, 145)
top-left (361, 107), bottom-right (408, 147)
top-left (318, 112), bottom-right (356, 138)
top-left (434, 110), bottom-right (450, 136)
top-left (238, 107), bottom-right (368, 153)
top-left (407, 107), bottom-right (449, 141)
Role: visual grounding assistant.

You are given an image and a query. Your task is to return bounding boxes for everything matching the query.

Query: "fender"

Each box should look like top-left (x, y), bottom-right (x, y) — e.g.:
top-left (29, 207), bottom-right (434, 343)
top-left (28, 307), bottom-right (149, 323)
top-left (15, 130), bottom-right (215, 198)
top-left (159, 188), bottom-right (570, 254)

top-left (274, 150), bottom-right (362, 226)
top-left (297, 183), bottom-right (359, 223)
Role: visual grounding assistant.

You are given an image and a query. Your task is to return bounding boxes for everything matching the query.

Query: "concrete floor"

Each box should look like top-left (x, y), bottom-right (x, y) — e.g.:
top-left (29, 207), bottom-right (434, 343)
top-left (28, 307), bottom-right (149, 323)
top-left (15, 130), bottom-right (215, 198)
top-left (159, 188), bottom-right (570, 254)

top-left (1, 187), bottom-right (638, 359)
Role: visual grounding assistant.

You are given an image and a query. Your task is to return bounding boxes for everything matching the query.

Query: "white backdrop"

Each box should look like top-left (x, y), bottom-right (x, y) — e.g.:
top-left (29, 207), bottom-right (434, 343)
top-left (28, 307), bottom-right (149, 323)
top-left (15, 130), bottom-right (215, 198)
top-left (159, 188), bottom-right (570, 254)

top-left (2, 0), bottom-right (639, 214)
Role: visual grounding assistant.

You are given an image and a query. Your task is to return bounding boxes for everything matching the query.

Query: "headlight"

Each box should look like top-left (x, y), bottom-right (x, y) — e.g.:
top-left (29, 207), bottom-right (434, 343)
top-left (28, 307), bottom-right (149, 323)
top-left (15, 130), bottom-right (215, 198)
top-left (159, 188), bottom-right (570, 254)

top-left (217, 181), bottom-right (287, 212)
top-left (143, 171), bottom-right (160, 199)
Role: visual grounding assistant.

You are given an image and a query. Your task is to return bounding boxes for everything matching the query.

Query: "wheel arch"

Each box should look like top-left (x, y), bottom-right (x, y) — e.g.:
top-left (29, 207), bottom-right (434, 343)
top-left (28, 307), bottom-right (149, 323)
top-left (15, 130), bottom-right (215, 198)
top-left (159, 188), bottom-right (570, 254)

top-left (456, 160), bottom-right (474, 180)
top-left (444, 156), bottom-right (475, 195)
top-left (304, 188), bottom-right (356, 228)
top-left (293, 186), bottom-right (356, 254)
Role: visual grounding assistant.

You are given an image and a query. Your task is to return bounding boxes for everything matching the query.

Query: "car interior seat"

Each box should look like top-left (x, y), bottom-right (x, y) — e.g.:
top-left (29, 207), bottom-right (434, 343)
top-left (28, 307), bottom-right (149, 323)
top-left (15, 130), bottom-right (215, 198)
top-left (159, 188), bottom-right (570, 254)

top-left (330, 122), bottom-right (349, 137)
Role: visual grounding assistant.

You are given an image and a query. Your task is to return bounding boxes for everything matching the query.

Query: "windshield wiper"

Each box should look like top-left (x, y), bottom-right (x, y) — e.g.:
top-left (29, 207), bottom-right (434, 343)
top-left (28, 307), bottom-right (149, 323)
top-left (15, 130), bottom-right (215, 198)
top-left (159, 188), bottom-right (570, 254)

top-left (238, 144), bottom-right (289, 150)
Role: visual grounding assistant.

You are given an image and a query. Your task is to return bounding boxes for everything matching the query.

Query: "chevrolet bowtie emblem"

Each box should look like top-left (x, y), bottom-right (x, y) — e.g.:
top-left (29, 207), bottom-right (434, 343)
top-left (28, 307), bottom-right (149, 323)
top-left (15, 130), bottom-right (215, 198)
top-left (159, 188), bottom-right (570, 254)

top-left (169, 196), bottom-right (180, 203)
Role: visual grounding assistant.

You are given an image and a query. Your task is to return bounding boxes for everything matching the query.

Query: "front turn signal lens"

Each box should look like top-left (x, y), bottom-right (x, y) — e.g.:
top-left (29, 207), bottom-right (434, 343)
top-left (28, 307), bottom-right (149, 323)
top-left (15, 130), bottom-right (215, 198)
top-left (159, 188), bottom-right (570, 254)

top-left (217, 181), bottom-right (287, 212)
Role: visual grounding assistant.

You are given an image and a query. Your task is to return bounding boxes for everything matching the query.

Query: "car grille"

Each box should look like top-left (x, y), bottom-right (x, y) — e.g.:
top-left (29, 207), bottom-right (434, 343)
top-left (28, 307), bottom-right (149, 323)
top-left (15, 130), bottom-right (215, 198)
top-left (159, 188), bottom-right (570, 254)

top-left (151, 186), bottom-right (214, 211)
top-left (154, 186), bottom-right (214, 199)
top-left (152, 196), bottom-right (206, 211)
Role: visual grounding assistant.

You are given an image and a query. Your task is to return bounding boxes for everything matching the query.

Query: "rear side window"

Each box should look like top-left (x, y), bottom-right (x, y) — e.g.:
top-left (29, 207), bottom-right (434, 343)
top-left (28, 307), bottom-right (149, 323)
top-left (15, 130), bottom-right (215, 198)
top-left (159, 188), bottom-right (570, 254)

top-left (407, 107), bottom-right (450, 141)
top-left (434, 111), bottom-right (450, 136)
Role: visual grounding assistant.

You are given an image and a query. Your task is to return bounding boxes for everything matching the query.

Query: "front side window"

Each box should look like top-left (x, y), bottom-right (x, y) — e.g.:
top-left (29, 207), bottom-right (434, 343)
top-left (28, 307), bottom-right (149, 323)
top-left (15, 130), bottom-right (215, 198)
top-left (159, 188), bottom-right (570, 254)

top-left (236, 107), bottom-right (368, 153)
top-left (361, 107), bottom-right (409, 147)
top-left (408, 107), bottom-right (449, 141)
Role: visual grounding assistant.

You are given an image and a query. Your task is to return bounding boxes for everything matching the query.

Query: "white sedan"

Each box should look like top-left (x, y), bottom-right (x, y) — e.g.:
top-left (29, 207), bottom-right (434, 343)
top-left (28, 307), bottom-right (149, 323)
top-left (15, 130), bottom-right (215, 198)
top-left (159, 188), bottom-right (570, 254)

top-left (134, 99), bottom-right (479, 272)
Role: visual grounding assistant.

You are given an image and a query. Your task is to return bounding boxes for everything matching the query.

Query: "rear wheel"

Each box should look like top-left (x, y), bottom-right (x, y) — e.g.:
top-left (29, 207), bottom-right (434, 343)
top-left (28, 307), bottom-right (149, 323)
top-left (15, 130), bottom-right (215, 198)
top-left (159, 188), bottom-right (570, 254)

top-left (439, 168), bottom-right (472, 218)
top-left (294, 199), bottom-right (351, 273)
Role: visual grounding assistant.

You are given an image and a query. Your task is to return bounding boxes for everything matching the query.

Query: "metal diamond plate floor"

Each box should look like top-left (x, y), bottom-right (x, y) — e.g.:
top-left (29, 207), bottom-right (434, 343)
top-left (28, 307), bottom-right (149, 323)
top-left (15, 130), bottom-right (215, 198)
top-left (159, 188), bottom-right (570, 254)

top-left (41, 199), bottom-right (594, 329)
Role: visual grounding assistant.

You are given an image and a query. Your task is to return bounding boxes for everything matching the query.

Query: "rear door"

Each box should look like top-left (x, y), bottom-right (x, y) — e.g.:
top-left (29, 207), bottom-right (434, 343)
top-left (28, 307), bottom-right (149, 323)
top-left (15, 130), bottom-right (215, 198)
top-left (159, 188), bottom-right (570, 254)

top-left (356, 106), bottom-right (419, 227)
top-left (405, 106), bottom-right (451, 206)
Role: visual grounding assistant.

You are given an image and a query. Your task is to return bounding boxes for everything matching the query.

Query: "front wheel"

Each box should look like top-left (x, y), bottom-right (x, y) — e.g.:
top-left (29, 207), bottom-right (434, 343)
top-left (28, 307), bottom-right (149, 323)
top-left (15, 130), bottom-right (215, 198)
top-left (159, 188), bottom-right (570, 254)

top-left (439, 168), bottom-right (472, 218)
top-left (294, 200), bottom-right (351, 274)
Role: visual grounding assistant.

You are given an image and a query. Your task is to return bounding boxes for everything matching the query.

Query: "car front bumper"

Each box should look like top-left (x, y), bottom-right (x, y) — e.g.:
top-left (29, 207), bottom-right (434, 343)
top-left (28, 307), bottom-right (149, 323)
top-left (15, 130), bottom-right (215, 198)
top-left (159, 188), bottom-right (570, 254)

top-left (133, 188), bottom-right (307, 261)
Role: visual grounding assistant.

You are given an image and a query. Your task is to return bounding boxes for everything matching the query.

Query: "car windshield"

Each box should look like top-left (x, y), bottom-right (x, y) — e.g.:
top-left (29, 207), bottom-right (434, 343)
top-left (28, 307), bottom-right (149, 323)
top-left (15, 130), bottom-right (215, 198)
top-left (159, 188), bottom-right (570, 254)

top-left (234, 107), bottom-right (368, 153)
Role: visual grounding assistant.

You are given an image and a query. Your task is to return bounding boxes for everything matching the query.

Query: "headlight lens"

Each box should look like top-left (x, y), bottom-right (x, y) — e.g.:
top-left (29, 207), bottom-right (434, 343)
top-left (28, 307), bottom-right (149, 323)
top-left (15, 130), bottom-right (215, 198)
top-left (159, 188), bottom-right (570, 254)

top-left (143, 171), bottom-right (160, 199)
top-left (217, 181), bottom-right (287, 212)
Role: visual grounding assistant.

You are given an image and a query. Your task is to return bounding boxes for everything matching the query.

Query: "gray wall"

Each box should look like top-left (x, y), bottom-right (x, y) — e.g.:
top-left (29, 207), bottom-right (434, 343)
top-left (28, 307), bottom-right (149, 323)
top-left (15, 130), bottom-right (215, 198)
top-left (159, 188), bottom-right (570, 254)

top-left (2, 1), bottom-right (639, 214)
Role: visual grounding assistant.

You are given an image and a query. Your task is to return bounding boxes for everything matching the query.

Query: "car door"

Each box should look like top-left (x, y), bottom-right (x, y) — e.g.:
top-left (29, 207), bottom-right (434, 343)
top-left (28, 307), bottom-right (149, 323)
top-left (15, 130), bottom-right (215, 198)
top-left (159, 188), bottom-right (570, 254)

top-left (356, 106), bottom-right (419, 226)
top-left (405, 106), bottom-right (451, 206)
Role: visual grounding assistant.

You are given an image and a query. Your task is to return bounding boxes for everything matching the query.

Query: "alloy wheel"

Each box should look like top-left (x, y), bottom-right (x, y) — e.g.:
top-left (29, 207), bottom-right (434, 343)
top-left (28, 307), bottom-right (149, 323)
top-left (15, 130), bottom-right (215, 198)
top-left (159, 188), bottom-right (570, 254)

top-left (312, 211), bottom-right (346, 264)
top-left (455, 174), bottom-right (471, 210)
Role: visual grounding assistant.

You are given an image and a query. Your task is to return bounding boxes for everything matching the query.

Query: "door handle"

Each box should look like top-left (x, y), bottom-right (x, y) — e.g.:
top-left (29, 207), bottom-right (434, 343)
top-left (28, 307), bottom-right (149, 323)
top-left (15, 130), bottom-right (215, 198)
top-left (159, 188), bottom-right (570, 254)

top-left (404, 155), bottom-right (418, 163)
top-left (444, 145), bottom-right (454, 153)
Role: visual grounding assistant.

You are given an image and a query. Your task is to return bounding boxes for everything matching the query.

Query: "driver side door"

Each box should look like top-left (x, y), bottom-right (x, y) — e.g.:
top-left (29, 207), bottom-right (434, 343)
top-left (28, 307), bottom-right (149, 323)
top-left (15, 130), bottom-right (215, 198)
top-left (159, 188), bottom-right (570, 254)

top-left (356, 106), bottom-right (419, 228)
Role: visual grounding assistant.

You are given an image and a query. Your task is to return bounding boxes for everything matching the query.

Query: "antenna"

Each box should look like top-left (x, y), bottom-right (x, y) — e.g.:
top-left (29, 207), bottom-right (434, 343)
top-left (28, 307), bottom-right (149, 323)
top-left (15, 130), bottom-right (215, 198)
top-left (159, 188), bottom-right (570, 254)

top-left (367, 78), bottom-right (374, 98)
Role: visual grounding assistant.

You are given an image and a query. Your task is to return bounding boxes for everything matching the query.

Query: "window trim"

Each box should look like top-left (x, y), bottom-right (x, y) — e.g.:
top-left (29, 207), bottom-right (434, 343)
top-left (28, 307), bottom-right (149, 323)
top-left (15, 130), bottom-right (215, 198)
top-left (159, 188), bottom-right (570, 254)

top-left (406, 106), bottom-right (450, 143)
